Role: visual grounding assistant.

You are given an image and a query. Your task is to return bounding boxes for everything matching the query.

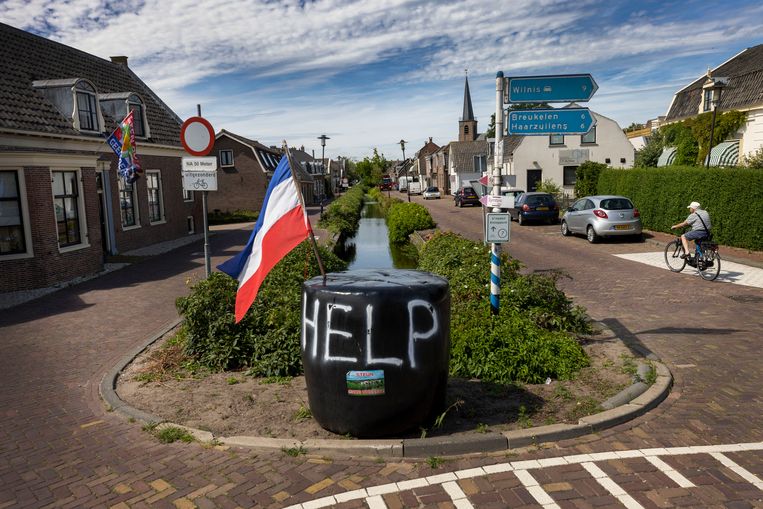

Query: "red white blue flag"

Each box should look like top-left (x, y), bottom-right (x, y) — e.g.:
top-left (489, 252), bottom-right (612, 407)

top-left (218, 154), bottom-right (310, 322)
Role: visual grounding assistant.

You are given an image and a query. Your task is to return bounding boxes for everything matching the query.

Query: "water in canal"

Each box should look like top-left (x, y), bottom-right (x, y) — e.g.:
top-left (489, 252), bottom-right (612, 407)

top-left (341, 200), bottom-right (418, 269)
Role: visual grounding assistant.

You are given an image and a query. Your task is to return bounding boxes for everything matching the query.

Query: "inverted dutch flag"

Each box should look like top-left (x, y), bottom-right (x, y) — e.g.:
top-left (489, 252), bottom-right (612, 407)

top-left (218, 154), bottom-right (310, 322)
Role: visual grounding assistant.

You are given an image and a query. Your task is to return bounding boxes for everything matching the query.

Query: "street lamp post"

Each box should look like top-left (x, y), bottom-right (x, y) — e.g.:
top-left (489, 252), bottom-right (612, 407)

top-left (317, 134), bottom-right (330, 206)
top-left (400, 139), bottom-right (409, 202)
top-left (704, 77), bottom-right (728, 168)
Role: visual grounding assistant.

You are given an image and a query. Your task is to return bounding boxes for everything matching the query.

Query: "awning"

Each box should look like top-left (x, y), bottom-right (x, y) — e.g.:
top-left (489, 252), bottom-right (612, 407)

top-left (708, 140), bottom-right (739, 167)
top-left (657, 147), bottom-right (677, 167)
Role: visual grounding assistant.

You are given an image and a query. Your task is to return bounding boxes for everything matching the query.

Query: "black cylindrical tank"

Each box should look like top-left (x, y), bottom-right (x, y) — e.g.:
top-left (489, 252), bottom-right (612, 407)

top-left (301, 269), bottom-right (450, 437)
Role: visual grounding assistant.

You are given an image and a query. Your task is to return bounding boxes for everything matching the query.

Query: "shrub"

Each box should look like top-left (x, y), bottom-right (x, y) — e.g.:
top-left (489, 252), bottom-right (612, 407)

top-left (176, 242), bottom-right (347, 374)
top-left (505, 273), bottom-right (591, 334)
top-left (208, 209), bottom-right (259, 225)
top-left (536, 179), bottom-right (562, 201)
top-left (597, 166), bottom-right (763, 250)
top-left (574, 161), bottom-right (608, 198)
top-left (386, 202), bottom-right (436, 244)
top-left (319, 185), bottom-right (366, 238)
top-left (744, 146), bottom-right (763, 169)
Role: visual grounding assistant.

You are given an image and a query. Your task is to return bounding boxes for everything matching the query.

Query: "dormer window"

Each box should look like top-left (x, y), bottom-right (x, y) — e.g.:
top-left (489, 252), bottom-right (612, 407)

top-left (99, 92), bottom-right (150, 138)
top-left (75, 81), bottom-right (99, 132)
top-left (703, 89), bottom-right (713, 112)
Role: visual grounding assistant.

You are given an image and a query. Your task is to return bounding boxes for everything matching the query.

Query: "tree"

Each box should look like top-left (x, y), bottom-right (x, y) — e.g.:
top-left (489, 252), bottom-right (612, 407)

top-left (623, 122), bottom-right (645, 133)
top-left (354, 148), bottom-right (388, 186)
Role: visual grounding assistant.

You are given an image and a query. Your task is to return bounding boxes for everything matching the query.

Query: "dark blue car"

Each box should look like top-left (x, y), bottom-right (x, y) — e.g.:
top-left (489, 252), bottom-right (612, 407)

top-left (509, 192), bottom-right (560, 225)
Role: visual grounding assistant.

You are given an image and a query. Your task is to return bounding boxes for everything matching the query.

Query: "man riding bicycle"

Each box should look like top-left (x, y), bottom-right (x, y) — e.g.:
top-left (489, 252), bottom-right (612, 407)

top-left (670, 201), bottom-right (711, 258)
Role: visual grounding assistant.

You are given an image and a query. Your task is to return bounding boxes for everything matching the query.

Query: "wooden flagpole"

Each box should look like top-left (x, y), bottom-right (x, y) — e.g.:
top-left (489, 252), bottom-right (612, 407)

top-left (283, 141), bottom-right (327, 285)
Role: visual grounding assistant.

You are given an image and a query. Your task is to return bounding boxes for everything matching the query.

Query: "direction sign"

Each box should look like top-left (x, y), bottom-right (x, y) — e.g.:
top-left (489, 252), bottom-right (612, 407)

top-left (486, 213), bottom-right (510, 243)
top-left (180, 116), bottom-right (215, 156)
top-left (507, 108), bottom-right (595, 136)
top-left (505, 74), bottom-right (598, 103)
top-left (480, 194), bottom-right (515, 209)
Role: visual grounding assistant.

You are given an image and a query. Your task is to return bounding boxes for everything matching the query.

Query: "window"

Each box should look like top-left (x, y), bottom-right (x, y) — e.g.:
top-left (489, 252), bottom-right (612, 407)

top-left (220, 150), bottom-right (234, 166)
top-left (620, 157), bottom-right (626, 164)
top-left (473, 155), bottom-right (487, 172)
top-left (605, 158), bottom-right (611, 164)
top-left (128, 95), bottom-right (145, 137)
top-left (118, 178), bottom-right (138, 228)
top-left (703, 89), bottom-right (713, 112)
top-left (0, 171), bottom-right (26, 255)
top-left (563, 166), bottom-right (578, 186)
top-left (581, 126), bottom-right (596, 144)
top-left (52, 171), bottom-right (82, 247)
top-left (75, 81), bottom-right (99, 132)
top-left (187, 216), bottom-right (195, 234)
top-left (549, 134), bottom-right (564, 145)
top-left (146, 171), bottom-right (164, 223)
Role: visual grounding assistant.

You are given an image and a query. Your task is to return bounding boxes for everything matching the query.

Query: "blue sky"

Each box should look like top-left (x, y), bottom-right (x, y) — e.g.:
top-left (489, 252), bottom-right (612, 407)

top-left (2, 0), bottom-right (762, 160)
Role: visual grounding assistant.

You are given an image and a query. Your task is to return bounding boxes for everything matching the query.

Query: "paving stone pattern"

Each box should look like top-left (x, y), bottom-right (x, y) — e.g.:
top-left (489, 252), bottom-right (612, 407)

top-left (1, 203), bottom-right (762, 508)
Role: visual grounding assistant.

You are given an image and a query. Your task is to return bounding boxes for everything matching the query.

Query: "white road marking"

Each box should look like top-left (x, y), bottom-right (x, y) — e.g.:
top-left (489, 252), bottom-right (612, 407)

top-left (284, 442), bottom-right (763, 509)
top-left (711, 452), bottom-right (763, 489)
top-left (644, 455), bottom-right (695, 488)
top-left (614, 251), bottom-right (763, 289)
top-left (581, 462), bottom-right (645, 509)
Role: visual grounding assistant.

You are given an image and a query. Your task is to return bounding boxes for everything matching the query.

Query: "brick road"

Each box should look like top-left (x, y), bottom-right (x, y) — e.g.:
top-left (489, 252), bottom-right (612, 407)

top-left (1, 202), bottom-right (762, 508)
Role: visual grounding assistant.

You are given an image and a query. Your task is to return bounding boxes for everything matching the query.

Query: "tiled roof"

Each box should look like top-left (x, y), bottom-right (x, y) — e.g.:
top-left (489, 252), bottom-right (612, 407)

top-left (500, 136), bottom-right (524, 163)
top-left (217, 129), bottom-right (283, 172)
top-left (449, 139), bottom-right (488, 171)
top-left (0, 22), bottom-right (181, 145)
top-left (285, 148), bottom-right (316, 182)
top-left (666, 44), bottom-right (763, 121)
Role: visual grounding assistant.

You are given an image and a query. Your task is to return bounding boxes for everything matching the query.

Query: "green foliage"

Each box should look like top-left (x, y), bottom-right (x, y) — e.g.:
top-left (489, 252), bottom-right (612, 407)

top-left (386, 201), bottom-right (436, 244)
top-left (597, 166), bottom-right (763, 250)
top-left (176, 242), bottom-right (347, 374)
top-left (744, 146), bottom-right (763, 168)
top-left (282, 446), bottom-right (307, 457)
top-left (634, 130), bottom-right (664, 168)
top-left (318, 185), bottom-right (366, 238)
top-left (419, 232), bottom-right (590, 384)
top-left (426, 456), bottom-right (444, 469)
top-left (367, 187), bottom-right (398, 215)
top-left (536, 178), bottom-right (563, 201)
top-left (574, 161), bottom-right (608, 198)
top-left (208, 209), bottom-right (259, 225)
top-left (153, 426), bottom-right (195, 444)
top-left (354, 149), bottom-right (388, 187)
top-left (418, 232), bottom-right (520, 301)
top-left (623, 122), bottom-right (645, 133)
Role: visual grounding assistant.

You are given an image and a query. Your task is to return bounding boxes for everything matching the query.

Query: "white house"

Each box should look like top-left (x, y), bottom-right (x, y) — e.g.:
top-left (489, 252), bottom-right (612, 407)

top-left (491, 106), bottom-right (634, 195)
top-left (664, 44), bottom-right (763, 164)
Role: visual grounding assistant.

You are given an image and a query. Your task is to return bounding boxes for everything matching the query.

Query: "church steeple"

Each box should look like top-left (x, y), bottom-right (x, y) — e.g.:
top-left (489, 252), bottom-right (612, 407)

top-left (459, 72), bottom-right (478, 142)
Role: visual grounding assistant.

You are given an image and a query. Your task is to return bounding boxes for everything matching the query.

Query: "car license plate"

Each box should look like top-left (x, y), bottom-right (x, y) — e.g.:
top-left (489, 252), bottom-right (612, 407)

top-left (536, 206), bottom-right (549, 211)
top-left (614, 225), bottom-right (630, 230)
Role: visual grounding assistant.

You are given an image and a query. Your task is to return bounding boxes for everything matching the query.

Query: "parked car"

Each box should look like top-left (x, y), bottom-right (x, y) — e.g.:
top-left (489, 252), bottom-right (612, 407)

top-left (422, 186), bottom-right (441, 200)
top-left (508, 192), bottom-right (560, 225)
top-left (561, 195), bottom-right (642, 243)
top-left (454, 187), bottom-right (480, 207)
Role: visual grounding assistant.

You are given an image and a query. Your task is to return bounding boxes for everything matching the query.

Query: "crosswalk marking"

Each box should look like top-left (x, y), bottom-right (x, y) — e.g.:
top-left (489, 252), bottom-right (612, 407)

top-left (581, 462), bottom-right (645, 509)
top-left (711, 452), bottom-right (763, 489)
top-left (644, 455), bottom-right (695, 488)
top-left (283, 442), bottom-right (763, 509)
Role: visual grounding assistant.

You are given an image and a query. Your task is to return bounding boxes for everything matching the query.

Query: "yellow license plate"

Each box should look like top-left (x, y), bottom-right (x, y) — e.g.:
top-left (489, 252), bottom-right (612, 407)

top-left (536, 206), bottom-right (549, 211)
top-left (614, 225), bottom-right (630, 230)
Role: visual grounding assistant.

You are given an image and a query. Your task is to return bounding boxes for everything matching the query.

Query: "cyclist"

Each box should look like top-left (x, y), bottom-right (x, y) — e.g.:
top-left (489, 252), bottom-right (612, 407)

top-left (670, 201), bottom-right (711, 258)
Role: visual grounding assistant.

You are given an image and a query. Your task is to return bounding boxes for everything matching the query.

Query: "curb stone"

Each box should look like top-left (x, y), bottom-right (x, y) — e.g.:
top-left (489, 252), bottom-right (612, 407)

top-left (102, 321), bottom-right (673, 458)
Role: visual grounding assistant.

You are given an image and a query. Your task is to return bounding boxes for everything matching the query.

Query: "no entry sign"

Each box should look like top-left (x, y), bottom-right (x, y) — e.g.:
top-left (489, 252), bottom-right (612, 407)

top-left (180, 116), bottom-right (215, 156)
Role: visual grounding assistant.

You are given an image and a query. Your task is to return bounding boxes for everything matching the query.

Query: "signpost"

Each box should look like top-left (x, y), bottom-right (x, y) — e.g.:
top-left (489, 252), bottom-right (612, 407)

top-left (485, 213), bottom-right (510, 243)
top-left (480, 194), bottom-right (514, 209)
top-left (180, 106), bottom-right (215, 276)
top-left (506, 107), bottom-right (595, 136)
top-left (505, 74), bottom-right (598, 103)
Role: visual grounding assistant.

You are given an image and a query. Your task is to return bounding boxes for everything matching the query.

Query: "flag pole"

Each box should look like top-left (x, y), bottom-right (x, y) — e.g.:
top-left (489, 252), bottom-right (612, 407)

top-left (283, 141), bottom-right (327, 285)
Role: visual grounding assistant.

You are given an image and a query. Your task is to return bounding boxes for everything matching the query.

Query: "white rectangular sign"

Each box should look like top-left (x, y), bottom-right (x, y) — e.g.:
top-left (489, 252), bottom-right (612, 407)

top-left (485, 213), bottom-right (511, 243)
top-left (182, 157), bottom-right (218, 191)
top-left (480, 194), bottom-right (515, 209)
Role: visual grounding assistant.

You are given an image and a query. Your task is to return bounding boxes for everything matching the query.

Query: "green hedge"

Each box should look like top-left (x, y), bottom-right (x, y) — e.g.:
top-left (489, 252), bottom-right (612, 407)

top-left (318, 185), bottom-right (366, 238)
top-left (386, 201), bottom-right (436, 244)
top-left (597, 166), bottom-right (763, 250)
top-left (176, 242), bottom-right (347, 375)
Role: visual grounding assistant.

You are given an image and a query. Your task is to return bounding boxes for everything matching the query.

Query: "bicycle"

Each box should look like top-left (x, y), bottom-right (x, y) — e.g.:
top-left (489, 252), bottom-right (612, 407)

top-left (664, 233), bottom-right (721, 281)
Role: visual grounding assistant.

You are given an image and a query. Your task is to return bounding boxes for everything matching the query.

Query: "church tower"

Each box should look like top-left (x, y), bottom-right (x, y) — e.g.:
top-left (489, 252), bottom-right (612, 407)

top-left (458, 75), bottom-right (478, 142)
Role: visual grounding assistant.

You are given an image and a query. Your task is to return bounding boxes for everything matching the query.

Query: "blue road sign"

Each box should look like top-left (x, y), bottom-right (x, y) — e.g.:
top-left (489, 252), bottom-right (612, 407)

top-left (506, 108), bottom-right (596, 136)
top-left (506, 74), bottom-right (598, 103)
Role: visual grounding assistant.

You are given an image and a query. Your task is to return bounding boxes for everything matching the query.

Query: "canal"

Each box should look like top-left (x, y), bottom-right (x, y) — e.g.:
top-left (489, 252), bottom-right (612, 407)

top-left (342, 200), bottom-right (417, 269)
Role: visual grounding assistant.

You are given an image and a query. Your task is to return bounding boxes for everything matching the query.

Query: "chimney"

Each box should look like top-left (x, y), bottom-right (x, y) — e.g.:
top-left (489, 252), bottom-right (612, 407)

top-left (110, 56), bottom-right (129, 66)
top-left (300, 145), bottom-right (305, 152)
top-left (429, 137), bottom-right (432, 143)
top-left (312, 149), bottom-right (315, 158)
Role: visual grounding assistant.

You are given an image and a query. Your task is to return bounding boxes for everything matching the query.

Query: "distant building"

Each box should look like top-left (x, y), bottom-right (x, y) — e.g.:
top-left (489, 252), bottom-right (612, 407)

top-left (210, 130), bottom-right (281, 214)
top-left (414, 138), bottom-right (440, 187)
top-left (0, 22), bottom-right (202, 292)
top-left (665, 44), bottom-right (763, 165)
top-left (448, 76), bottom-right (488, 192)
top-left (287, 147), bottom-right (320, 205)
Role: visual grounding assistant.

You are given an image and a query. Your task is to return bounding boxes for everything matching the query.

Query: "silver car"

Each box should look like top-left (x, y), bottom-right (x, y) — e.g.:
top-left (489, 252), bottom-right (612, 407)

top-left (561, 195), bottom-right (642, 243)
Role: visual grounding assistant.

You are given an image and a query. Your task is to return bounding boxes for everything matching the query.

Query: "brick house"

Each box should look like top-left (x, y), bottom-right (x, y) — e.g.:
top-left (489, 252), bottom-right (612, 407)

top-left (0, 23), bottom-right (202, 292)
top-left (414, 138), bottom-right (440, 187)
top-left (209, 130), bottom-right (282, 214)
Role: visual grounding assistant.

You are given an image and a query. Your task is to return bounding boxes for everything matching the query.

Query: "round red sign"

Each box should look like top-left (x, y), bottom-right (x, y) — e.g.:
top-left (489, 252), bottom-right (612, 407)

top-left (180, 116), bottom-right (215, 156)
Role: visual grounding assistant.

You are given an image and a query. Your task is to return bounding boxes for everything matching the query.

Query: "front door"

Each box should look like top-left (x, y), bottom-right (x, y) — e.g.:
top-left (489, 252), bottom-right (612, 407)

top-left (527, 169), bottom-right (542, 192)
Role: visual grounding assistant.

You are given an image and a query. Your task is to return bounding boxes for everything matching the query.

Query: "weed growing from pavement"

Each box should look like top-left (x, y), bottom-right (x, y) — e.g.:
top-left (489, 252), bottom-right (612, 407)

top-left (154, 426), bottom-right (195, 444)
top-left (282, 445), bottom-right (307, 457)
top-left (476, 423), bottom-right (489, 433)
top-left (645, 364), bottom-right (657, 385)
top-left (293, 404), bottom-right (312, 422)
top-left (426, 457), bottom-right (443, 469)
top-left (517, 405), bottom-right (532, 429)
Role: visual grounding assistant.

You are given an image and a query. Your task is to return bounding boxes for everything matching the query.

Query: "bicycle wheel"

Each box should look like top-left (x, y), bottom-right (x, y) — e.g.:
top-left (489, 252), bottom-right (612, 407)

top-left (664, 239), bottom-right (686, 272)
top-left (698, 248), bottom-right (721, 281)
